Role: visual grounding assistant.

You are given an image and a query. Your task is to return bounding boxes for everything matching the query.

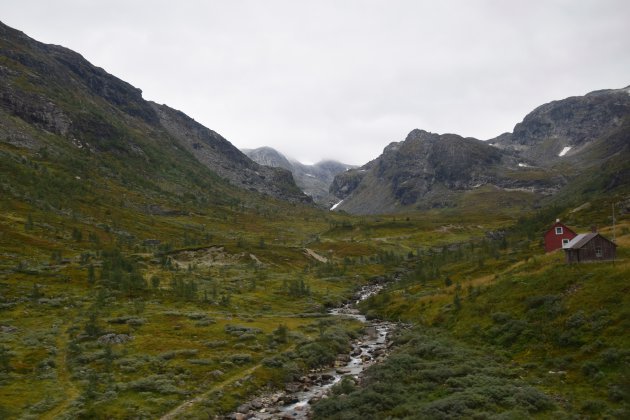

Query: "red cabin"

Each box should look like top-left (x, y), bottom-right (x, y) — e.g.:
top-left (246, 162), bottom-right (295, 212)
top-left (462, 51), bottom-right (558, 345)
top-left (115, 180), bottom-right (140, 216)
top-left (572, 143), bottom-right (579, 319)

top-left (544, 220), bottom-right (577, 253)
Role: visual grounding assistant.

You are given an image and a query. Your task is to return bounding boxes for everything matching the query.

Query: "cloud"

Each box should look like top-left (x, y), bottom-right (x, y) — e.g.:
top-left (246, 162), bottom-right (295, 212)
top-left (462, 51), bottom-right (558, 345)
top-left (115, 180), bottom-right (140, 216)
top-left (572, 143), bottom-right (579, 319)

top-left (3, 0), bottom-right (630, 165)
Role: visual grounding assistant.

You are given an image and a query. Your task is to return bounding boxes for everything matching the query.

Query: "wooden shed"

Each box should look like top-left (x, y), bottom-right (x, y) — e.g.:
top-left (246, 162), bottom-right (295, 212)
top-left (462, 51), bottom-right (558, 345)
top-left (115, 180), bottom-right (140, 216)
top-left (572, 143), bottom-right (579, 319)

top-left (564, 232), bottom-right (617, 263)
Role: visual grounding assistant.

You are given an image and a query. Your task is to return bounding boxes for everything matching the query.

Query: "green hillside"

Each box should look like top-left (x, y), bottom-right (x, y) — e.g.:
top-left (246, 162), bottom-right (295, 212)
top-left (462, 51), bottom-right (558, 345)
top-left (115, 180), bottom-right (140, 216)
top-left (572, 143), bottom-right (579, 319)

top-left (316, 197), bottom-right (630, 418)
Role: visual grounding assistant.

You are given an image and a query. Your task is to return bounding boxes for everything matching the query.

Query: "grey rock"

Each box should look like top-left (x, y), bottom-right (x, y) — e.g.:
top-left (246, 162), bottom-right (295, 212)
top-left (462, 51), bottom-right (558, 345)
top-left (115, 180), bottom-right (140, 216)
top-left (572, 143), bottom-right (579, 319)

top-left (97, 333), bottom-right (133, 344)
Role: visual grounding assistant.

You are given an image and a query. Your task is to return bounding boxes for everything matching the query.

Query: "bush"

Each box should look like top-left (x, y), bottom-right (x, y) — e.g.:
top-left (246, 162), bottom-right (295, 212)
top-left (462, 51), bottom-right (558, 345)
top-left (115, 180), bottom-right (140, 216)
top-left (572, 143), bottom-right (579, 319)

top-left (159, 349), bottom-right (198, 360)
top-left (331, 376), bottom-right (356, 396)
top-left (125, 375), bottom-right (186, 394)
top-left (230, 354), bottom-right (253, 365)
top-left (581, 361), bottom-right (600, 378)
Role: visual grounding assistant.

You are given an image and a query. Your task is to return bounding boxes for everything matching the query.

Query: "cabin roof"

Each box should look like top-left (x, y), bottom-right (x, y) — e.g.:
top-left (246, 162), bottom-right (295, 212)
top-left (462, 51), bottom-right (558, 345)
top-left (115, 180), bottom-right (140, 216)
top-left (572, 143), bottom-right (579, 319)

top-left (564, 232), bottom-right (617, 249)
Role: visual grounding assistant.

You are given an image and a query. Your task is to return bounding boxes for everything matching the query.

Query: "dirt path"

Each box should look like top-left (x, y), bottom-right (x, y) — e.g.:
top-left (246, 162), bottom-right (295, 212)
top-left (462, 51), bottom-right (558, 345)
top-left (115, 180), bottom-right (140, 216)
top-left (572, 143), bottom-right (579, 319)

top-left (42, 321), bottom-right (79, 420)
top-left (304, 248), bottom-right (328, 263)
top-left (159, 364), bottom-right (261, 420)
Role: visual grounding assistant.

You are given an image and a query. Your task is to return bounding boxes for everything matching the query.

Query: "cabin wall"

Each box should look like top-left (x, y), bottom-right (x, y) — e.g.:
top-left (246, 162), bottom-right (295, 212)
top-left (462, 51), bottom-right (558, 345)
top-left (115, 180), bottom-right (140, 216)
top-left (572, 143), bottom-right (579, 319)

top-left (565, 236), bottom-right (616, 263)
top-left (544, 223), bottom-right (577, 253)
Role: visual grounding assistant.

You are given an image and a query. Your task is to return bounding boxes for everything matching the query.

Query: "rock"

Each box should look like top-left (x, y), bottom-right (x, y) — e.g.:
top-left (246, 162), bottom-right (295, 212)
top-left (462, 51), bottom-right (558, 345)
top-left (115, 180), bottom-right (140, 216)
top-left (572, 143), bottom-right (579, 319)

top-left (97, 333), bottom-right (133, 345)
top-left (236, 403), bottom-right (250, 414)
top-left (0, 325), bottom-right (18, 333)
top-left (285, 383), bottom-right (300, 393)
top-left (282, 395), bottom-right (299, 405)
top-left (336, 354), bottom-right (351, 363)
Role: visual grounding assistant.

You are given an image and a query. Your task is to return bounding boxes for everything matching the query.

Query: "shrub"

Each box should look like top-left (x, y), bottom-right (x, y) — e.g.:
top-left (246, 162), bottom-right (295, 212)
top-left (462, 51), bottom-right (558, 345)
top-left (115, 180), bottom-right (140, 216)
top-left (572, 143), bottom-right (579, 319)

top-left (230, 354), bottom-right (252, 365)
top-left (581, 361), bottom-right (600, 378)
top-left (159, 349), bottom-right (198, 360)
top-left (331, 376), bottom-right (356, 396)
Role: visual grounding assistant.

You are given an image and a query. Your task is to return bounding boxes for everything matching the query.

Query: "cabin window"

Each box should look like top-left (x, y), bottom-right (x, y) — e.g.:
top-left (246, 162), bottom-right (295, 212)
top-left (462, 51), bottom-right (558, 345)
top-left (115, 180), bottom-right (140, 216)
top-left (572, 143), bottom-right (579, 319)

top-left (555, 227), bottom-right (563, 234)
top-left (595, 247), bottom-right (602, 257)
top-left (562, 239), bottom-right (569, 247)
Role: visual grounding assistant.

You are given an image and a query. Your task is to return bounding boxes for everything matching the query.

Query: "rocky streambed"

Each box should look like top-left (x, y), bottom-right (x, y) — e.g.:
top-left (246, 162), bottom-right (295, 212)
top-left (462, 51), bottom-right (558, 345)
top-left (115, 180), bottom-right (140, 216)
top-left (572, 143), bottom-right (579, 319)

top-left (227, 283), bottom-right (399, 419)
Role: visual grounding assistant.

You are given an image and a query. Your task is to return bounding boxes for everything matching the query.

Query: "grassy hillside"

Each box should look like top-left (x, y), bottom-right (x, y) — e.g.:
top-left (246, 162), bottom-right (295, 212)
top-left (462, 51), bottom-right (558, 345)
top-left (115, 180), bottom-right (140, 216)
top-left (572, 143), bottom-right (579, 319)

top-left (315, 195), bottom-right (630, 418)
top-left (2, 141), bottom-right (628, 418)
top-left (0, 135), bottom-right (531, 418)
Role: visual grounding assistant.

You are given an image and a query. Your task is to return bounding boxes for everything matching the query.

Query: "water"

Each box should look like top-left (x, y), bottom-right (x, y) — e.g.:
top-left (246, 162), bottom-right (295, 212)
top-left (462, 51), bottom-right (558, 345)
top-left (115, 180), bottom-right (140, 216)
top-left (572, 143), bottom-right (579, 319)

top-left (230, 283), bottom-right (397, 419)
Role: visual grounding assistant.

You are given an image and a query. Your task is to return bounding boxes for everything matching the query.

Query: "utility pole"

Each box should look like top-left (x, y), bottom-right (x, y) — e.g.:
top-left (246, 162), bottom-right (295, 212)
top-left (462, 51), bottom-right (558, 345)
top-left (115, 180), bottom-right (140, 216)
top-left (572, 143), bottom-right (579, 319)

top-left (613, 203), bottom-right (616, 243)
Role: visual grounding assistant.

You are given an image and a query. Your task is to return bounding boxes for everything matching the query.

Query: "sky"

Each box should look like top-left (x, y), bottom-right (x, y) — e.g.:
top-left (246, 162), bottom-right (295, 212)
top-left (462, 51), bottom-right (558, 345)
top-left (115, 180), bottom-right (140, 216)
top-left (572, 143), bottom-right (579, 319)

top-left (3, 1), bottom-right (630, 165)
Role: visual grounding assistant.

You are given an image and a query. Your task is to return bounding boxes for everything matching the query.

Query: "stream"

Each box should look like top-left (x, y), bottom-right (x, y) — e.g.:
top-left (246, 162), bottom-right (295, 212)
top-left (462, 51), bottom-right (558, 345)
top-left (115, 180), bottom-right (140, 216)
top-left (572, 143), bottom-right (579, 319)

top-left (227, 283), bottom-right (399, 419)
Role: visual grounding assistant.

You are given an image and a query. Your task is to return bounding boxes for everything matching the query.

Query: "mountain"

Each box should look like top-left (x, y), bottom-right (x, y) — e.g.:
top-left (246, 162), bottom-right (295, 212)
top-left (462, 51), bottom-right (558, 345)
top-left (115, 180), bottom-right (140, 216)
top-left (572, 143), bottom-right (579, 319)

top-left (243, 146), bottom-right (354, 205)
top-left (242, 146), bottom-right (293, 171)
top-left (492, 86), bottom-right (630, 164)
top-left (0, 21), bottom-right (309, 204)
top-left (331, 87), bottom-right (630, 214)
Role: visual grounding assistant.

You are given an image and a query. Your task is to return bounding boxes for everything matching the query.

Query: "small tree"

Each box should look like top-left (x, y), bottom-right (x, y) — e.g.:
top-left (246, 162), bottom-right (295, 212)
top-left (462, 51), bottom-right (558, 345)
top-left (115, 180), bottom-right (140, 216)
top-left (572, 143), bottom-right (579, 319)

top-left (87, 264), bottom-right (95, 286)
top-left (454, 293), bottom-right (462, 311)
top-left (0, 346), bottom-right (12, 372)
top-left (85, 311), bottom-right (100, 337)
top-left (30, 283), bottom-right (43, 300)
top-left (24, 214), bottom-right (34, 231)
top-left (274, 324), bottom-right (289, 343)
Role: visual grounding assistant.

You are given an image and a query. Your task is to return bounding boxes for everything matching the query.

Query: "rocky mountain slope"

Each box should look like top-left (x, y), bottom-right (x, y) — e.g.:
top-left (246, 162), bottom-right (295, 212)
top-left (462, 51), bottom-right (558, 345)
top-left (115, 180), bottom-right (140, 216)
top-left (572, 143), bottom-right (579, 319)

top-left (492, 86), bottom-right (630, 164)
top-left (331, 87), bottom-right (630, 214)
top-left (243, 146), bottom-right (354, 205)
top-left (0, 21), bottom-right (309, 204)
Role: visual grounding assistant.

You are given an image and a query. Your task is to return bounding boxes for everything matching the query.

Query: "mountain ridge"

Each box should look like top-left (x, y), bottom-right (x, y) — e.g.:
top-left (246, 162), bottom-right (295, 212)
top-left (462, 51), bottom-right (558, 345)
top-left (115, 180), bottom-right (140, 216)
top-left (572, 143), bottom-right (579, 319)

top-left (330, 87), bottom-right (630, 214)
top-left (0, 20), bottom-right (310, 204)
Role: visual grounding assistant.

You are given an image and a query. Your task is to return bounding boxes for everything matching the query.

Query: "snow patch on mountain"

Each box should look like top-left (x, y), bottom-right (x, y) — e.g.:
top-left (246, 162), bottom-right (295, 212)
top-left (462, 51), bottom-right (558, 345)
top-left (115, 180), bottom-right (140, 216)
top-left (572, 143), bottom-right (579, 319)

top-left (558, 146), bottom-right (572, 157)
top-left (330, 200), bottom-right (344, 211)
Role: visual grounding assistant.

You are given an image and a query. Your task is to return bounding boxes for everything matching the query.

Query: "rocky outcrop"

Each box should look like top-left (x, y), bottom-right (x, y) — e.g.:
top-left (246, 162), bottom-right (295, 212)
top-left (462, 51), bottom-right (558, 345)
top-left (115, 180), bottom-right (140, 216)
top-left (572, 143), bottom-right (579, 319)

top-left (492, 87), bottom-right (630, 164)
top-left (330, 129), bottom-right (561, 214)
top-left (242, 146), bottom-right (293, 171)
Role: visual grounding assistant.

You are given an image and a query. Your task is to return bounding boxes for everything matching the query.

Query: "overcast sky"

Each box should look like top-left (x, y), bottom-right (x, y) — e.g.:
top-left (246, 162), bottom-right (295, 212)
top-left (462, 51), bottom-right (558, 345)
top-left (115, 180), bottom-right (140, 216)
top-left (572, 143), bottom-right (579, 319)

top-left (3, 1), bottom-right (630, 165)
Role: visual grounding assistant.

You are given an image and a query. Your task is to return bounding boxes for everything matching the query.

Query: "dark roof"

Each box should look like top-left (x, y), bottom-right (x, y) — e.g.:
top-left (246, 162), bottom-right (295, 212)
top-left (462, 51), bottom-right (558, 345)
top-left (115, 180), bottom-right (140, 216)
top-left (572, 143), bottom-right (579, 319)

top-left (563, 232), bottom-right (617, 249)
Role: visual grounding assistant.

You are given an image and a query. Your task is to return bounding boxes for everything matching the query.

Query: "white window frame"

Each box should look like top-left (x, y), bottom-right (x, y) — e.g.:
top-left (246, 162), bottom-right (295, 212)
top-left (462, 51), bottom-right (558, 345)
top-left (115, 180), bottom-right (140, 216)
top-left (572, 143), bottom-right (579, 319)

top-left (595, 247), bottom-right (602, 257)
top-left (562, 239), bottom-right (569, 247)
top-left (555, 226), bottom-right (563, 235)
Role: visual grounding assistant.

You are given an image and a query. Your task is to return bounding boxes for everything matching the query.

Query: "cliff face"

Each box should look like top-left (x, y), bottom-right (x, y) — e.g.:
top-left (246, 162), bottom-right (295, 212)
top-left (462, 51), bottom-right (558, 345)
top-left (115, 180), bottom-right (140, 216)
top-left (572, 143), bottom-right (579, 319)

top-left (492, 87), bottom-right (630, 164)
top-left (329, 129), bottom-right (553, 214)
top-left (152, 105), bottom-right (309, 203)
top-left (0, 21), bottom-right (310, 204)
